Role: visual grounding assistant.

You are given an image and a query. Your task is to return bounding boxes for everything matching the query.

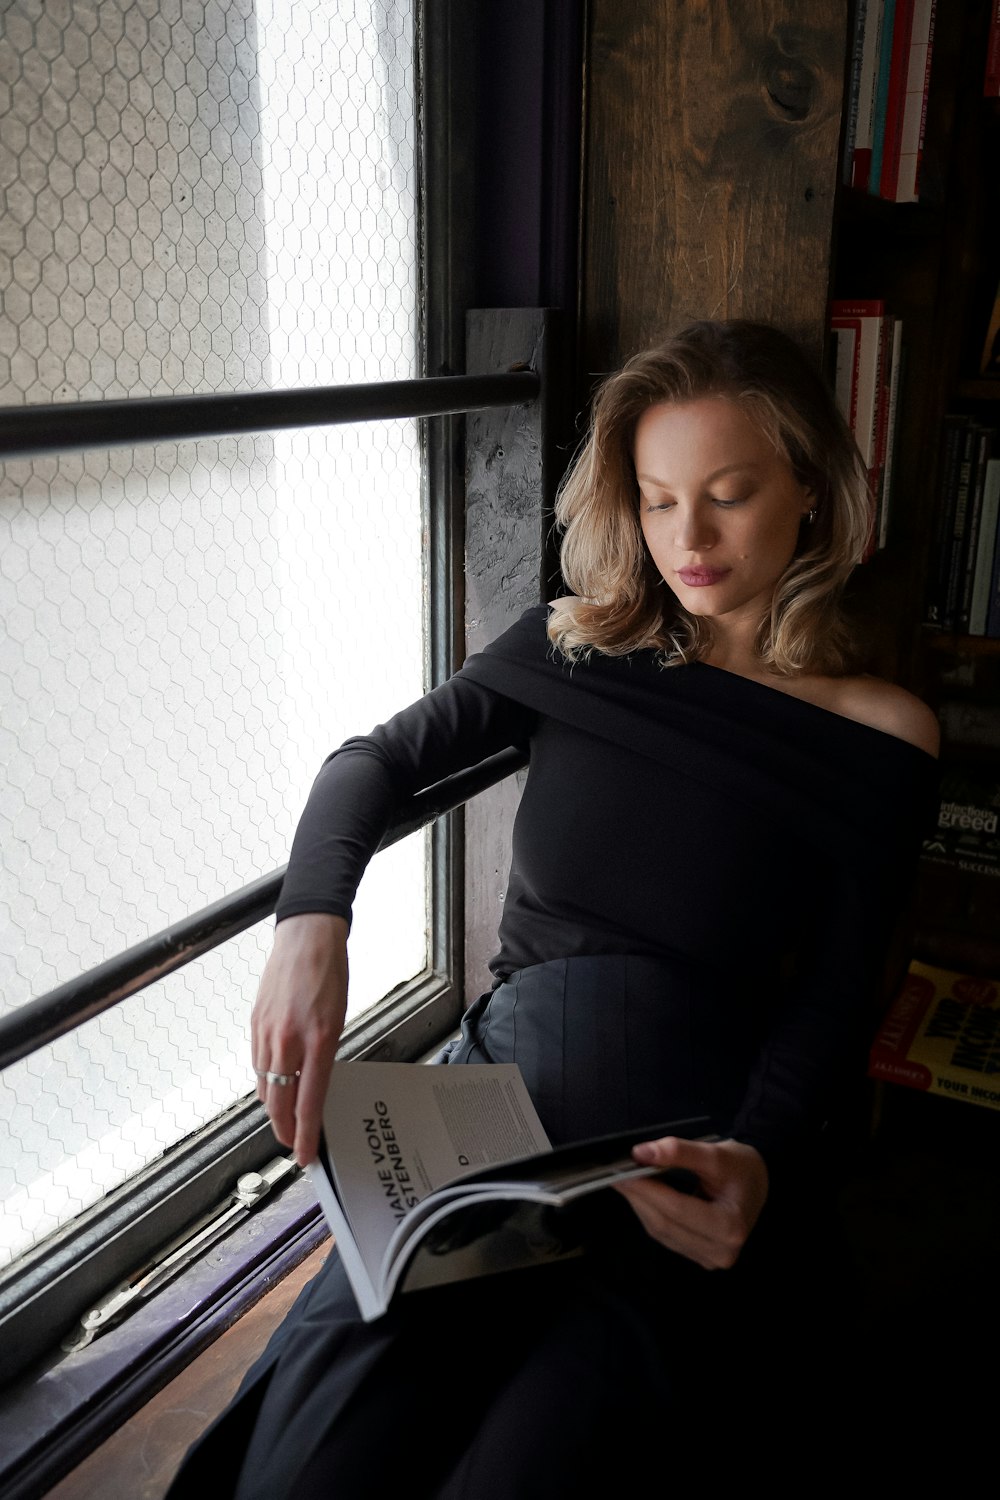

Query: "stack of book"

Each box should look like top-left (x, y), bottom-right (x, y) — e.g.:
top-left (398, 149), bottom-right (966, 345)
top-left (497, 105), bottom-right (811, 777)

top-left (828, 298), bottom-right (904, 554)
top-left (924, 416), bottom-right (1000, 636)
top-left (843, 0), bottom-right (937, 202)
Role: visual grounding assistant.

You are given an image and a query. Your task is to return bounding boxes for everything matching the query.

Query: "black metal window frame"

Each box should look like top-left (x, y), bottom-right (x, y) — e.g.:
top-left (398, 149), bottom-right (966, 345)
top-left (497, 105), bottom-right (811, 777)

top-left (0, 0), bottom-right (488, 1404)
top-left (0, 362), bottom-right (538, 1379)
top-left (0, 7), bottom-right (583, 1490)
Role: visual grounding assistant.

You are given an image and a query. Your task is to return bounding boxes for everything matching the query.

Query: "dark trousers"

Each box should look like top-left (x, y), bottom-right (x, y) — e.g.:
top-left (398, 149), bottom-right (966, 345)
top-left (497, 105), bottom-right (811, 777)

top-left (166, 954), bottom-right (865, 1496)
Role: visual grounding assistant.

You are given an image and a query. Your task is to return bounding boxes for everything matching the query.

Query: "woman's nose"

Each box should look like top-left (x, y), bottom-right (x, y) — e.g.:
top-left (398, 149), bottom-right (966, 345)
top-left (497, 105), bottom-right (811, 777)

top-left (675, 505), bottom-right (717, 552)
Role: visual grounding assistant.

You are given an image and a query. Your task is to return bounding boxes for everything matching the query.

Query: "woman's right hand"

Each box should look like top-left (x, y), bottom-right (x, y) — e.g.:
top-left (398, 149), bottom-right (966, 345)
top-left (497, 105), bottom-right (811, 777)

top-left (251, 912), bottom-right (349, 1167)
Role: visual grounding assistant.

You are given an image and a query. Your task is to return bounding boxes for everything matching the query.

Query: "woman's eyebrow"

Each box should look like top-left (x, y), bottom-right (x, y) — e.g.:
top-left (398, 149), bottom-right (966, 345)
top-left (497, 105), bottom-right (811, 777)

top-left (635, 461), bottom-right (763, 486)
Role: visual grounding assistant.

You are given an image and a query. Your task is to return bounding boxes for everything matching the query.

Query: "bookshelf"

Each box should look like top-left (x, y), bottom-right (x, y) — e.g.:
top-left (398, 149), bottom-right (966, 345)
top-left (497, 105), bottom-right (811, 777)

top-left (833, 0), bottom-right (1000, 983)
top-left (828, 2), bottom-right (1000, 1370)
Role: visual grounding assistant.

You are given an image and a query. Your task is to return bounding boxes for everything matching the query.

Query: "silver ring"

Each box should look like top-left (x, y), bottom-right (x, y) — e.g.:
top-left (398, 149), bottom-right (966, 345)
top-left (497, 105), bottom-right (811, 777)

top-left (257, 1070), bottom-right (300, 1087)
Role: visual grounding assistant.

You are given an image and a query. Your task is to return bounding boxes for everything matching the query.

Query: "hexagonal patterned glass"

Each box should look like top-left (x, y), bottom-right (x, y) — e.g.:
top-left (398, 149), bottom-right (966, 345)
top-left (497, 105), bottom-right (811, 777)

top-left (0, 0), bottom-right (425, 1268)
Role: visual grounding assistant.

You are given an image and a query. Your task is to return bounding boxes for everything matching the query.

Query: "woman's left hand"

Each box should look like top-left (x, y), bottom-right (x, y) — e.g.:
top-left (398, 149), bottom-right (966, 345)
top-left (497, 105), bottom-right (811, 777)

top-left (613, 1135), bottom-right (769, 1270)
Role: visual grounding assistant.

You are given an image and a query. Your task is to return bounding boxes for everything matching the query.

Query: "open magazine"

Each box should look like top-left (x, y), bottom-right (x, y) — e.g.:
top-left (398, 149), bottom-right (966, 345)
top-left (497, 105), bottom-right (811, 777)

top-left (307, 1059), bottom-right (718, 1321)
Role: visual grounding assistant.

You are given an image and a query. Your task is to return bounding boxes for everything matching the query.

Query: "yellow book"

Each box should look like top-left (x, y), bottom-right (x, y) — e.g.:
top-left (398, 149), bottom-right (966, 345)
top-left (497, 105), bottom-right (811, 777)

top-left (869, 959), bottom-right (1000, 1110)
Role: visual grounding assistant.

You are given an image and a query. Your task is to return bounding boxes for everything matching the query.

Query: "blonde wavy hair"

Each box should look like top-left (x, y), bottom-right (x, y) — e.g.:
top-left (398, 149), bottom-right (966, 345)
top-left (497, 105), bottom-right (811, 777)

top-left (547, 319), bottom-right (874, 676)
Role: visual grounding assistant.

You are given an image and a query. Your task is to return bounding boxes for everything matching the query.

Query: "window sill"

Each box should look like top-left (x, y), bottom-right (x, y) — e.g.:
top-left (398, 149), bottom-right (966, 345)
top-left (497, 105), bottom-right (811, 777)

top-left (44, 1238), bottom-right (331, 1500)
top-left (0, 1174), bottom-right (328, 1500)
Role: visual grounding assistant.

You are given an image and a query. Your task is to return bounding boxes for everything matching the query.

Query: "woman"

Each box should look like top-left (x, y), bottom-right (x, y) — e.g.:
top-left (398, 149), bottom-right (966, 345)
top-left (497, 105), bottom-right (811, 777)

top-left (169, 320), bottom-right (939, 1496)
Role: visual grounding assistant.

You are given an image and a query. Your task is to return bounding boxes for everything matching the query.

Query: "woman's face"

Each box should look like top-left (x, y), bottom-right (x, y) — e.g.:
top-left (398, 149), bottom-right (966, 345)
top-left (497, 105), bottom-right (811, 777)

top-left (634, 396), bottom-right (813, 634)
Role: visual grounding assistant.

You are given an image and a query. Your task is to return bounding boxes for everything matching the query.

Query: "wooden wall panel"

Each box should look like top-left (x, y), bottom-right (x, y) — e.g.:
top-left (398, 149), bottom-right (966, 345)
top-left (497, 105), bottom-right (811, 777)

top-left (581, 0), bottom-right (849, 376)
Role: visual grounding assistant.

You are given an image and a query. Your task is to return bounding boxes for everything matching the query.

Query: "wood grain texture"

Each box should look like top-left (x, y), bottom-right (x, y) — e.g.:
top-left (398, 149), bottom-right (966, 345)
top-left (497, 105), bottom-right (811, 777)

top-left (581, 0), bottom-right (849, 375)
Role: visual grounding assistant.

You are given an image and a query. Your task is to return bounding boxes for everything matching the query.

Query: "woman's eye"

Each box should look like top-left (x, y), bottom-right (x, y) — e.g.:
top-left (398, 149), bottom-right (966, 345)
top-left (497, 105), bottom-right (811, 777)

top-left (711, 496), bottom-right (746, 508)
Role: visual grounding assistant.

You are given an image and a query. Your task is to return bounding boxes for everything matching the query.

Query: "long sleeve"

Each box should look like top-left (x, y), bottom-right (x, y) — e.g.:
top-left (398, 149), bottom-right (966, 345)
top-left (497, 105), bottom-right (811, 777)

top-left (730, 794), bottom-right (934, 1176)
top-left (274, 674), bottom-right (537, 926)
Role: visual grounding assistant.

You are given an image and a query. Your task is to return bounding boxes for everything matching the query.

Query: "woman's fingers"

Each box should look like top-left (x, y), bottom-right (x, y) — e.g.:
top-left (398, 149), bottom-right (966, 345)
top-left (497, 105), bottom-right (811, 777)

top-left (614, 1136), bottom-right (769, 1270)
top-left (251, 913), bottom-right (350, 1166)
top-left (291, 1031), bottom-right (341, 1165)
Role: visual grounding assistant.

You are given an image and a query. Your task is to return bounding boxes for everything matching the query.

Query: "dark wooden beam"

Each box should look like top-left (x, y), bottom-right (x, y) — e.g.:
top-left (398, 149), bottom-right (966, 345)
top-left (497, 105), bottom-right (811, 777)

top-left (581, 0), bottom-right (849, 377)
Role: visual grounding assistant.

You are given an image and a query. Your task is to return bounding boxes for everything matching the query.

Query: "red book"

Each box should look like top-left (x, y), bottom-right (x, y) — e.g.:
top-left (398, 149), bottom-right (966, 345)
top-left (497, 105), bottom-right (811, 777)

top-left (829, 299), bottom-right (886, 560)
top-left (869, 960), bottom-right (1000, 1113)
top-left (878, 0), bottom-right (916, 200)
top-left (895, 0), bottom-right (936, 203)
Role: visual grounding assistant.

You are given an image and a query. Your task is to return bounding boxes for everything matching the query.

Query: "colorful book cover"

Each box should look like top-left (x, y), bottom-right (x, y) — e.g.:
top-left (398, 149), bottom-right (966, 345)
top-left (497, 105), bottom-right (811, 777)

top-left (921, 764), bottom-right (1000, 879)
top-left (869, 959), bottom-right (1000, 1110)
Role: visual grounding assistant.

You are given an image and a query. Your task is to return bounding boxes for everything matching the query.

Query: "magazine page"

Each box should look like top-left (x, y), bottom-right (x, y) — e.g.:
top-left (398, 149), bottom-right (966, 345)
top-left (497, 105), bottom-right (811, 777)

top-left (380, 1114), bottom-right (720, 1304)
top-left (399, 1199), bottom-right (589, 1297)
top-left (317, 1060), bottom-right (552, 1282)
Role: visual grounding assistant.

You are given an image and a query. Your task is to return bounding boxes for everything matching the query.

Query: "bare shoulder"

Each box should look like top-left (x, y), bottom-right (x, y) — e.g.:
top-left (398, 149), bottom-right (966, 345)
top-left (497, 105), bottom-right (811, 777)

top-left (829, 675), bottom-right (941, 756)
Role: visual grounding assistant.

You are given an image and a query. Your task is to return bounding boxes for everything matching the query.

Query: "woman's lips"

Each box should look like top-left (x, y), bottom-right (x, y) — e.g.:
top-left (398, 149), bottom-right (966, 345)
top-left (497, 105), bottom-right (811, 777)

top-left (676, 567), bottom-right (731, 587)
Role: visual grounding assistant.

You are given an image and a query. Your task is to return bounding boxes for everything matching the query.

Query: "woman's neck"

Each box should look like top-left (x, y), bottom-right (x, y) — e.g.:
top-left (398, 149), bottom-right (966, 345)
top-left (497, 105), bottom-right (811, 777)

top-left (701, 616), bottom-right (763, 679)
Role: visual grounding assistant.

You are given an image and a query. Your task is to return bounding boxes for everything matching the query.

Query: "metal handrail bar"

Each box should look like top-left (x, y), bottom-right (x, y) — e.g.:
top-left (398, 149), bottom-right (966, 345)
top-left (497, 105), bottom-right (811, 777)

top-left (0, 747), bottom-right (528, 1072)
top-left (0, 370), bottom-right (539, 462)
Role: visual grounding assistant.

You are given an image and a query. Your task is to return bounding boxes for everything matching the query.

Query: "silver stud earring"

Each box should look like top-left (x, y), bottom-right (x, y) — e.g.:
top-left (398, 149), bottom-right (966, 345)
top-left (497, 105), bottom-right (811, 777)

top-left (805, 507), bottom-right (817, 525)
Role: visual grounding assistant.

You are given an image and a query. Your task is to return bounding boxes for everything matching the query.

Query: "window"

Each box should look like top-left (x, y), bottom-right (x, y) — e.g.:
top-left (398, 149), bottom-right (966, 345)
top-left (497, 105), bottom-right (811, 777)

top-left (0, 0), bottom-right (434, 1321)
top-left (0, 16), bottom-right (578, 1488)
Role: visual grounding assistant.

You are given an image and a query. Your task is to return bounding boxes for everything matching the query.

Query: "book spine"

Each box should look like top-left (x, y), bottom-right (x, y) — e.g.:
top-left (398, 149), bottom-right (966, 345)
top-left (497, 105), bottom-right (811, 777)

top-left (830, 301), bottom-right (885, 562)
top-left (895, 0), bottom-right (936, 203)
top-left (924, 416), bottom-right (966, 628)
top-left (878, 318), bottom-right (904, 550)
top-left (870, 312), bottom-right (895, 548)
top-left (842, 0), bottom-right (870, 185)
top-left (987, 474), bottom-right (1000, 637)
top-left (868, 971), bottom-right (934, 1090)
top-left (981, 274), bottom-right (1000, 376)
top-left (986, 0), bottom-right (1000, 97)
top-left (878, 0), bottom-right (916, 201)
top-left (957, 427), bottom-right (996, 633)
top-left (829, 316), bottom-right (861, 436)
top-left (868, 0), bottom-right (898, 195)
top-left (944, 421), bottom-right (979, 632)
top-left (853, 0), bottom-right (887, 189)
top-left (969, 458), bottom-right (1000, 636)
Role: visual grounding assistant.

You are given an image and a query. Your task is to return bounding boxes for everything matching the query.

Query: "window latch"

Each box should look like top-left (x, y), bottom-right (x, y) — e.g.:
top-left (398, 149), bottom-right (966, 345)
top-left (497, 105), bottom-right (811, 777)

top-left (61, 1154), bottom-right (298, 1353)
